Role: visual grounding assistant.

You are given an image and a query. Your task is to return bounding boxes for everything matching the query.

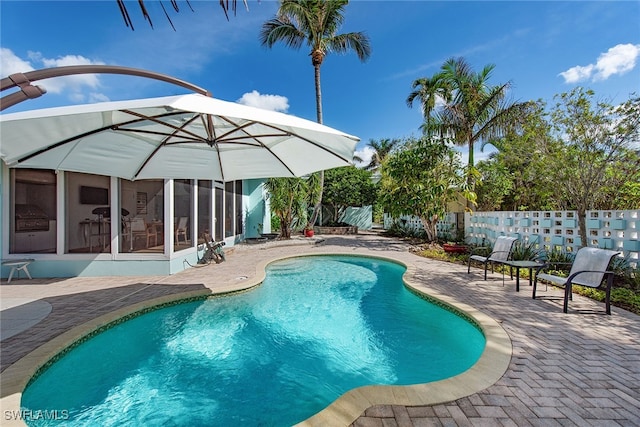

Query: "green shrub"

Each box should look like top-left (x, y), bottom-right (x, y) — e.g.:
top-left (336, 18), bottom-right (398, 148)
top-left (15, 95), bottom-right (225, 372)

top-left (539, 247), bottom-right (574, 274)
top-left (611, 288), bottom-right (640, 312)
top-left (511, 241), bottom-right (544, 261)
top-left (385, 220), bottom-right (425, 239)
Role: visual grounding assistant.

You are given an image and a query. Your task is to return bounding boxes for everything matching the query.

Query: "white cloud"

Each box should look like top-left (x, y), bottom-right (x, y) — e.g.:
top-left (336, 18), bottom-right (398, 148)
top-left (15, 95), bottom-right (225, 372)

top-left (558, 64), bottom-right (594, 84)
top-left (593, 43), bottom-right (640, 80)
top-left (236, 90), bottom-right (289, 112)
top-left (559, 43), bottom-right (640, 84)
top-left (353, 145), bottom-right (375, 168)
top-left (1, 47), bottom-right (35, 75)
top-left (1, 48), bottom-right (109, 104)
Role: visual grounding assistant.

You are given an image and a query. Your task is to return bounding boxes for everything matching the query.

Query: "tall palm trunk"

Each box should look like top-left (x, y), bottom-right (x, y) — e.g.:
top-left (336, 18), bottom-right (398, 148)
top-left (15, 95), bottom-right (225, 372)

top-left (314, 63), bottom-right (323, 123)
top-left (466, 138), bottom-right (475, 211)
top-left (309, 62), bottom-right (324, 227)
top-left (260, 1), bottom-right (371, 229)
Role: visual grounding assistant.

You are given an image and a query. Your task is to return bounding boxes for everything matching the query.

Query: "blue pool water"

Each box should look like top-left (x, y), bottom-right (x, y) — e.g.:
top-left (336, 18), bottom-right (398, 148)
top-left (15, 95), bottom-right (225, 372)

top-left (22, 256), bottom-right (485, 426)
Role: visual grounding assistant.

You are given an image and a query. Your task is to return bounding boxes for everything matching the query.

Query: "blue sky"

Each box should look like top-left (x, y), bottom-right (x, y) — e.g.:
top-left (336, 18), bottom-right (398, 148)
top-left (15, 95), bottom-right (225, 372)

top-left (1, 1), bottom-right (639, 165)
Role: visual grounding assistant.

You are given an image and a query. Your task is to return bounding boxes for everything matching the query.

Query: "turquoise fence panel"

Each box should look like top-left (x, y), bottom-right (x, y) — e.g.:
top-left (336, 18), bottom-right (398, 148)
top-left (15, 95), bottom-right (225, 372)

top-left (623, 240), bottom-right (640, 251)
top-left (612, 219), bottom-right (627, 230)
top-left (599, 238), bottom-right (614, 249)
top-left (587, 219), bottom-right (602, 229)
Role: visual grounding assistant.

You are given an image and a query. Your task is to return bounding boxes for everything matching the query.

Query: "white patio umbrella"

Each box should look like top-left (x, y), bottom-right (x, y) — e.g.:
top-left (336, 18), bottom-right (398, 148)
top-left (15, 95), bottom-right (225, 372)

top-left (0, 94), bottom-right (359, 181)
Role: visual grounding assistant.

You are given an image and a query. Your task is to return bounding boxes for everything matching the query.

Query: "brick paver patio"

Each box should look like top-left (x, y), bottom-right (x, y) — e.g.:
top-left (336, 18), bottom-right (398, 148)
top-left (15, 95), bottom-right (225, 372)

top-left (1, 233), bottom-right (639, 426)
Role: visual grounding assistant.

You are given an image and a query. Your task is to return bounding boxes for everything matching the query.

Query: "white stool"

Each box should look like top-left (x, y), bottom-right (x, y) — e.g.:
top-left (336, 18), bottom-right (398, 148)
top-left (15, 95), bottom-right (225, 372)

top-left (2, 259), bottom-right (34, 283)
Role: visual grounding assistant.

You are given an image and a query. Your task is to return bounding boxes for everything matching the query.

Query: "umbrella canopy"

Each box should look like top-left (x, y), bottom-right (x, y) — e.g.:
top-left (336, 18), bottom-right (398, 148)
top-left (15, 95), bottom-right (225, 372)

top-left (0, 94), bottom-right (359, 181)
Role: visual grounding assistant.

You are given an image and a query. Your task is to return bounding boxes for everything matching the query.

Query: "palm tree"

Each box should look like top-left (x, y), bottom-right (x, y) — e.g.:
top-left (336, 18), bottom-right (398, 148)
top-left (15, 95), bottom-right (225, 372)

top-left (408, 57), bottom-right (529, 194)
top-left (116, 0), bottom-right (245, 30)
top-left (363, 138), bottom-right (400, 172)
top-left (260, 0), bottom-right (371, 225)
top-left (406, 74), bottom-right (450, 125)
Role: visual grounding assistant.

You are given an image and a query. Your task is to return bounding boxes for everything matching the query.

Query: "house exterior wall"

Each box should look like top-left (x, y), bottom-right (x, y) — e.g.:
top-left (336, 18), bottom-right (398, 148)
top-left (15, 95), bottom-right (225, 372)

top-left (244, 179), bottom-right (270, 238)
top-left (0, 162), bottom-right (266, 279)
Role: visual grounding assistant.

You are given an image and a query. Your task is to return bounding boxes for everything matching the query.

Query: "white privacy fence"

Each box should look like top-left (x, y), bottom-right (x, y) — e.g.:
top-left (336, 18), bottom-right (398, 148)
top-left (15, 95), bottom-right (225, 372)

top-left (384, 210), bottom-right (640, 267)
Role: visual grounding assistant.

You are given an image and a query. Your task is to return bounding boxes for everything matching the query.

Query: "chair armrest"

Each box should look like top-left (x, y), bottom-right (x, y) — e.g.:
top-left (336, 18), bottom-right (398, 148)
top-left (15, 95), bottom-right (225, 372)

top-left (565, 269), bottom-right (616, 288)
top-left (537, 261), bottom-right (572, 274)
top-left (469, 246), bottom-right (490, 255)
top-left (487, 250), bottom-right (511, 260)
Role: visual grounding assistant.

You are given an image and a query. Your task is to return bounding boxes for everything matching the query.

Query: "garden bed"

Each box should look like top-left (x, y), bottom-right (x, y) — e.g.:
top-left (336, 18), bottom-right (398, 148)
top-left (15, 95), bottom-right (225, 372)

top-left (314, 225), bottom-right (358, 235)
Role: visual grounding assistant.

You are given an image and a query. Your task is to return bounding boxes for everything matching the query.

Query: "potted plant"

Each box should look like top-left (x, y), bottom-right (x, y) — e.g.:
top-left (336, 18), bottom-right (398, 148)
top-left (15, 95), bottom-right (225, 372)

top-left (441, 225), bottom-right (468, 253)
top-left (442, 242), bottom-right (469, 254)
top-left (304, 225), bottom-right (315, 238)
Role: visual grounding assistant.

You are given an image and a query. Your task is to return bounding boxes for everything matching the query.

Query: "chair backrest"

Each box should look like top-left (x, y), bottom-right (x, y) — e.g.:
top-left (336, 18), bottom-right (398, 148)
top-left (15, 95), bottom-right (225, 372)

top-left (176, 217), bottom-right (188, 229)
top-left (488, 236), bottom-right (518, 262)
top-left (569, 247), bottom-right (620, 288)
top-left (130, 217), bottom-right (146, 232)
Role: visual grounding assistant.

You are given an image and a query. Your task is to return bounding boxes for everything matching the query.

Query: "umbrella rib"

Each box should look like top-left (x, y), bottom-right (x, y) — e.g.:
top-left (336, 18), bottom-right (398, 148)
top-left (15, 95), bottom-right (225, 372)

top-left (214, 116), bottom-right (297, 176)
top-left (130, 113), bottom-right (204, 180)
top-left (120, 109), bottom-right (205, 141)
top-left (216, 115), bottom-right (354, 165)
top-left (115, 128), bottom-right (203, 143)
top-left (16, 123), bottom-right (118, 164)
top-left (14, 109), bottom-right (200, 164)
top-left (201, 114), bottom-right (225, 181)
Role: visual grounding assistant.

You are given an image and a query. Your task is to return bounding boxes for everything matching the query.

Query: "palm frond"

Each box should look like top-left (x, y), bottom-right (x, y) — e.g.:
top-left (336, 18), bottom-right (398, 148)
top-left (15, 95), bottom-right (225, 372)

top-left (326, 33), bottom-right (372, 60)
top-left (117, 0), bottom-right (241, 30)
top-left (259, 18), bottom-right (306, 49)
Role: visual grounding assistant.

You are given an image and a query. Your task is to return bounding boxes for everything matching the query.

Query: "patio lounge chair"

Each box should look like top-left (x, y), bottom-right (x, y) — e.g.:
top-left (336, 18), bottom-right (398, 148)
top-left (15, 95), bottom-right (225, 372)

top-left (533, 247), bottom-right (620, 314)
top-left (467, 236), bottom-right (518, 280)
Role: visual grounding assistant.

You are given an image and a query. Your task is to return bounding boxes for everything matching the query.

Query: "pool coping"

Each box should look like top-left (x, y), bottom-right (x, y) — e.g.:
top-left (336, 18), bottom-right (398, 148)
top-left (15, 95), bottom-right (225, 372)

top-left (0, 252), bottom-right (511, 427)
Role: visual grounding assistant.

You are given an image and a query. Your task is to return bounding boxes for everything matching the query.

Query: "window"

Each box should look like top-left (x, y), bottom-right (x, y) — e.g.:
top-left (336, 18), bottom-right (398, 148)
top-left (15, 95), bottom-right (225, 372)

top-left (120, 179), bottom-right (164, 253)
top-left (225, 181), bottom-right (235, 237)
top-left (10, 169), bottom-right (57, 254)
top-left (235, 180), bottom-right (243, 235)
top-left (174, 179), bottom-right (193, 251)
top-left (215, 185), bottom-right (224, 240)
top-left (65, 172), bottom-right (110, 253)
top-left (197, 180), bottom-right (213, 243)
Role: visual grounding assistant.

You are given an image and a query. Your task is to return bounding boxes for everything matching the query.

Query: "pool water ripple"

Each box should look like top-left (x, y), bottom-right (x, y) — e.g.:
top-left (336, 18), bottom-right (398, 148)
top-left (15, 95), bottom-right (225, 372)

top-left (21, 256), bottom-right (485, 426)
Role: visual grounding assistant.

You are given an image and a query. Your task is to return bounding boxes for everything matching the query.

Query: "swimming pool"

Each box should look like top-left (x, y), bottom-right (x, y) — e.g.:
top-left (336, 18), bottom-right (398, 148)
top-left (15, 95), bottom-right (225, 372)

top-left (21, 255), bottom-right (486, 426)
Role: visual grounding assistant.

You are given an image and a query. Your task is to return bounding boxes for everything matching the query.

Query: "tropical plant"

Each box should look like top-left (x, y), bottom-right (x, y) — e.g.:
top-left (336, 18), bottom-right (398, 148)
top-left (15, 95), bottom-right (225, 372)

top-left (362, 138), bottom-right (401, 172)
top-left (380, 136), bottom-right (475, 242)
top-left (322, 166), bottom-right (377, 224)
top-left (260, 0), bottom-right (371, 227)
top-left (545, 89), bottom-right (640, 246)
top-left (385, 219), bottom-right (425, 239)
top-left (407, 57), bottom-right (530, 205)
top-left (116, 0), bottom-right (243, 30)
top-left (510, 241), bottom-right (544, 261)
top-left (477, 100), bottom-right (557, 211)
top-left (263, 177), bottom-right (310, 239)
top-left (406, 74), bottom-right (449, 126)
